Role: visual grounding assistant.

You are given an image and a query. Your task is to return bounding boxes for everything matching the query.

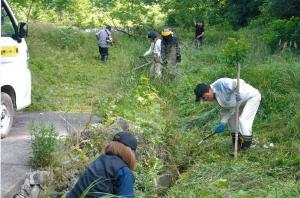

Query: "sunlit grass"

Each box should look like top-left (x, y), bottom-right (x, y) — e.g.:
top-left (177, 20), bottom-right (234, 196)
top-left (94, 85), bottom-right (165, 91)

top-left (27, 23), bottom-right (300, 197)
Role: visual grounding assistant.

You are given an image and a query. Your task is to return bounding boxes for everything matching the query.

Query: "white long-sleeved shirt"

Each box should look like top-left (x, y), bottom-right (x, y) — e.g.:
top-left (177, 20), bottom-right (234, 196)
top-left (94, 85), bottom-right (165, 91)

top-left (143, 39), bottom-right (161, 58)
top-left (211, 78), bottom-right (260, 123)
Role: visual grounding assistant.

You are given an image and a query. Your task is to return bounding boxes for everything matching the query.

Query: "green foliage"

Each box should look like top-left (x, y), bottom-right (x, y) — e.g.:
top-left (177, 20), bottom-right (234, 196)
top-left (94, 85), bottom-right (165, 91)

top-left (52, 28), bottom-right (86, 50)
top-left (261, 0), bottom-right (300, 19)
top-left (222, 37), bottom-right (251, 67)
top-left (29, 122), bottom-right (59, 168)
top-left (28, 22), bottom-right (300, 197)
top-left (27, 23), bottom-right (138, 112)
top-left (263, 17), bottom-right (300, 52)
top-left (224, 0), bottom-right (263, 28)
top-left (9, 0), bottom-right (300, 31)
top-left (163, 0), bottom-right (263, 28)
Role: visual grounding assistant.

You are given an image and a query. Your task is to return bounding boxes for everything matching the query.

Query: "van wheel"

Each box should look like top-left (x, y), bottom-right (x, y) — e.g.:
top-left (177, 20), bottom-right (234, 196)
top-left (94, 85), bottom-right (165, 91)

top-left (1, 93), bottom-right (14, 138)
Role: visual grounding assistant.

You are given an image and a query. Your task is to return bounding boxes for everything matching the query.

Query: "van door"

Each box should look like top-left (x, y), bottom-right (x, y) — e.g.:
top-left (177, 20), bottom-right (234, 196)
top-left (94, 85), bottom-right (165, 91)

top-left (1, 1), bottom-right (31, 138)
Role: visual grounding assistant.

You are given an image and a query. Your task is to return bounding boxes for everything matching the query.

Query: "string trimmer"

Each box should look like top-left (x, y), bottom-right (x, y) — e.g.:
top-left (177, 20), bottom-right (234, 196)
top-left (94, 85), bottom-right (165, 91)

top-left (197, 132), bottom-right (216, 145)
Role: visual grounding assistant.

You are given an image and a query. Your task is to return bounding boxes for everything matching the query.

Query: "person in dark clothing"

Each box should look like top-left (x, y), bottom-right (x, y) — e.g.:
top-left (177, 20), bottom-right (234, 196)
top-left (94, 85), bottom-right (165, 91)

top-left (161, 28), bottom-right (181, 79)
top-left (193, 18), bottom-right (205, 48)
top-left (67, 132), bottom-right (138, 198)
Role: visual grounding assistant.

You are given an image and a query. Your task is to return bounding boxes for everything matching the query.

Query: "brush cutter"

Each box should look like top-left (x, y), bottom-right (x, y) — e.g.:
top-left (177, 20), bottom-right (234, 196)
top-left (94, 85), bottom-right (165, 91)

top-left (197, 132), bottom-right (216, 145)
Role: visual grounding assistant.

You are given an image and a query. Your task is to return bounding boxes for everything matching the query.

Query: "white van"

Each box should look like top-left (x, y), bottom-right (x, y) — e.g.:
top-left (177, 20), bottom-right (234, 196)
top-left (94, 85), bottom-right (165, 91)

top-left (1, 0), bottom-right (31, 138)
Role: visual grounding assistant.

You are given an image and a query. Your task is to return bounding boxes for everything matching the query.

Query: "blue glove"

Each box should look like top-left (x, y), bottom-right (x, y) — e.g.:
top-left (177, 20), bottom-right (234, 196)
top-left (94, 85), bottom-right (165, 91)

top-left (235, 92), bottom-right (241, 102)
top-left (215, 123), bottom-right (225, 134)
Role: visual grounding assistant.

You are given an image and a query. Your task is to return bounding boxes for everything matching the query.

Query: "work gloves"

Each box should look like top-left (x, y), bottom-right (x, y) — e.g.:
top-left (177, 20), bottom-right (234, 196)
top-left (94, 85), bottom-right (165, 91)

top-left (235, 92), bottom-right (241, 102)
top-left (215, 123), bottom-right (225, 134)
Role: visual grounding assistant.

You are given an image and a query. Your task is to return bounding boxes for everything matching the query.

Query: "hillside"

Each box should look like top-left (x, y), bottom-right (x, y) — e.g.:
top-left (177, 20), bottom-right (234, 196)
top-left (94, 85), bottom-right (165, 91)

top-left (25, 22), bottom-right (300, 197)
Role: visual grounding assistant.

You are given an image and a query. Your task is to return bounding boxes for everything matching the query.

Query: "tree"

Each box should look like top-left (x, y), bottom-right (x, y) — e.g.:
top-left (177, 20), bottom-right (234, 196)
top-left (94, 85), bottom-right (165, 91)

top-left (224, 0), bottom-right (263, 28)
top-left (262, 0), bottom-right (300, 19)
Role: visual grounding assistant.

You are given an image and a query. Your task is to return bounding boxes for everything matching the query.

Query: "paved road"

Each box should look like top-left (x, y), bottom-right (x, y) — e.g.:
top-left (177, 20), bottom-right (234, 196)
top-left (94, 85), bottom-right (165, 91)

top-left (1, 112), bottom-right (100, 198)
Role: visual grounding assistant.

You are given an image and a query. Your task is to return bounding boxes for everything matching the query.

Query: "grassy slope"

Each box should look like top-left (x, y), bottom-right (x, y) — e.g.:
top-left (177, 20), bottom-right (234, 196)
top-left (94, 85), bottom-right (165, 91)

top-left (27, 23), bottom-right (145, 112)
top-left (162, 31), bottom-right (300, 197)
top-left (27, 23), bottom-right (300, 197)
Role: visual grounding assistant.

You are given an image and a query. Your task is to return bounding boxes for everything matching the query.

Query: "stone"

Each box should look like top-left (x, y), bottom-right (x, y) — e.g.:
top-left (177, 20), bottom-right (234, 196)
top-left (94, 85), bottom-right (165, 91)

top-left (296, 170), bottom-right (300, 181)
top-left (156, 174), bottom-right (172, 189)
top-left (30, 185), bottom-right (41, 198)
top-left (13, 194), bottom-right (27, 198)
top-left (20, 178), bottom-right (31, 196)
top-left (108, 116), bottom-right (129, 133)
top-left (29, 170), bottom-right (51, 185)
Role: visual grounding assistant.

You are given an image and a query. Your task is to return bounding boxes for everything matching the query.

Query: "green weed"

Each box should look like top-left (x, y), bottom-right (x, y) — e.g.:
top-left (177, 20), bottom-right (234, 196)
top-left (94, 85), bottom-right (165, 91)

top-left (29, 121), bottom-right (59, 168)
top-left (27, 22), bottom-right (300, 197)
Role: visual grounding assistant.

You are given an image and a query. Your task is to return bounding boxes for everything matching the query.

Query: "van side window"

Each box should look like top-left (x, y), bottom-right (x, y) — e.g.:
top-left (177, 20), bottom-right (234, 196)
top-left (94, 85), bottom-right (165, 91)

top-left (1, 6), bottom-right (15, 36)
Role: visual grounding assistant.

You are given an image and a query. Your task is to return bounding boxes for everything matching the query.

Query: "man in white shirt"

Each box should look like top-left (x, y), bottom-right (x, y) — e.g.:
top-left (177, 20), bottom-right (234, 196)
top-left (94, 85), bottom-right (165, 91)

top-left (194, 78), bottom-right (261, 150)
top-left (142, 31), bottom-right (162, 78)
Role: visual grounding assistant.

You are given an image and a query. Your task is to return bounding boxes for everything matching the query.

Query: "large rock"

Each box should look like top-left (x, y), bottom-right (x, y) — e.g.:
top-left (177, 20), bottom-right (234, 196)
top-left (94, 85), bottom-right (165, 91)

top-left (157, 174), bottom-right (172, 188)
top-left (29, 170), bottom-right (51, 185)
top-left (108, 116), bottom-right (130, 133)
top-left (30, 185), bottom-right (41, 198)
top-left (14, 170), bottom-right (51, 198)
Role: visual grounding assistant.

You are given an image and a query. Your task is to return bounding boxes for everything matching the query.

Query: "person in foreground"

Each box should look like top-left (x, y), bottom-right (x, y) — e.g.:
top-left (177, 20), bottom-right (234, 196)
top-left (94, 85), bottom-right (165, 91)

top-left (194, 78), bottom-right (261, 151)
top-left (67, 131), bottom-right (138, 198)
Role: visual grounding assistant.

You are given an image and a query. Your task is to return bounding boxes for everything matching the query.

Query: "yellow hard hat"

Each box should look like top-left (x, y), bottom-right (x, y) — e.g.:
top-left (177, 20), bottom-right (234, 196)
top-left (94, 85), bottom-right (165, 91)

top-left (161, 28), bottom-right (172, 37)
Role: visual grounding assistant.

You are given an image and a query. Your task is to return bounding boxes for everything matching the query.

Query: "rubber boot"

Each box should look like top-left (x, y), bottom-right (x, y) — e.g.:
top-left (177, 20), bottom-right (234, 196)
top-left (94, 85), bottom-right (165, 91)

top-left (100, 55), bottom-right (105, 62)
top-left (103, 55), bottom-right (108, 63)
top-left (241, 135), bottom-right (252, 149)
top-left (230, 134), bottom-right (253, 156)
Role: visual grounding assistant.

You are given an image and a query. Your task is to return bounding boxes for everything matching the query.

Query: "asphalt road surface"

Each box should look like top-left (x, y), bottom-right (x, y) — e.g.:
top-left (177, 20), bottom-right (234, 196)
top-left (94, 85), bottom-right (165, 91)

top-left (1, 112), bottom-right (100, 198)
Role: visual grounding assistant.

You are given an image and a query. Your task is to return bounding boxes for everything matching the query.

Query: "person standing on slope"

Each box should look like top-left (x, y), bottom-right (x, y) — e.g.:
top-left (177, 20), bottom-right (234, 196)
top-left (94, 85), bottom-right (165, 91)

top-left (194, 78), bottom-right (261, 151)
top-left (141, 31), bottom-right (162, 78)
top-left (161, 28), bottom-right (181, 79)
top-left (193, 18), bottom-right (205, 48)
top-left (96, 25), bottom-right (113, 63)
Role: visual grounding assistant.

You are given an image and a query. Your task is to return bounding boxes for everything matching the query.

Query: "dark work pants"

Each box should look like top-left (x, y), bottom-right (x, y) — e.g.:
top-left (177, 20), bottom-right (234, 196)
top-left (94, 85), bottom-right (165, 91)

top-left (195, 36), bottom-right (202, 48)
top-left (99, 47), bottom-right (109, 62)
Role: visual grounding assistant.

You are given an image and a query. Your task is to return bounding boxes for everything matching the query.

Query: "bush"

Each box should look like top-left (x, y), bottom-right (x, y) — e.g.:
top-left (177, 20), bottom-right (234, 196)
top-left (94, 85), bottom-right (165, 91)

top-left (222, 37), bottom-right (251, 67)
top-left (54, 28), bottom-right (86, 50)
top-left (30, 122), bottom-right (59, 168)
top-left (263, 17), bottom-right (300, 52)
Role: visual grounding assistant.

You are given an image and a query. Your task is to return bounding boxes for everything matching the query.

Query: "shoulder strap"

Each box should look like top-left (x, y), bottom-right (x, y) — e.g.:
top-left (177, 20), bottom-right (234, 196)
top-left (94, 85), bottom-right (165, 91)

top-left (105, 29), bottom-right (110, 37)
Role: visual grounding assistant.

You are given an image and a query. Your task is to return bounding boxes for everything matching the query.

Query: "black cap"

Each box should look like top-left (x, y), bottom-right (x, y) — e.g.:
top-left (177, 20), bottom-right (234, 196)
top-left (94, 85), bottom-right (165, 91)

top-left (194, 83), bottom-right (210, 102)
top-left (147, 31), bottom-right (157, 39)
top-left (106, 25), bottom-right (112, 31)
top-left (113, 132), bottom-right (137, 151)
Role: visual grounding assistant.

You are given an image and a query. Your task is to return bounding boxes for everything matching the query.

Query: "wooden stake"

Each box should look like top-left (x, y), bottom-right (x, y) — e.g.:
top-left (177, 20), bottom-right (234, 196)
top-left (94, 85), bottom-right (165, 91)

top-left (234, 63), bottom-right (241, 159)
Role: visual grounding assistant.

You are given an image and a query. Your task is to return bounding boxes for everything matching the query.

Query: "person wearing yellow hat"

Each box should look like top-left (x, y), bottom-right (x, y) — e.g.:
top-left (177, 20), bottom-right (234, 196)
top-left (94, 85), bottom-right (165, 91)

top-left (160, 28), bottom-right (181, 79)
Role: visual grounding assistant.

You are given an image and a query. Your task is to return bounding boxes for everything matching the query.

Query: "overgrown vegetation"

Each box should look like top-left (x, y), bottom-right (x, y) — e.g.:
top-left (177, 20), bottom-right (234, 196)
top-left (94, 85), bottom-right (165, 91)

top-left (11, 0), bottom-right (300, 196)
top-left (26, 21), bottom-right (300, 197)
top-left (29, 122), bottom-right (59, 168)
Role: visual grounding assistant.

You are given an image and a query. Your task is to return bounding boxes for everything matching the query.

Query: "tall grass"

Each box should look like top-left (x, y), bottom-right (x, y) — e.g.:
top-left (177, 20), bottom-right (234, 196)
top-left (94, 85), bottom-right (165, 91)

top-left (28, 22), bottom-right (300, 197)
